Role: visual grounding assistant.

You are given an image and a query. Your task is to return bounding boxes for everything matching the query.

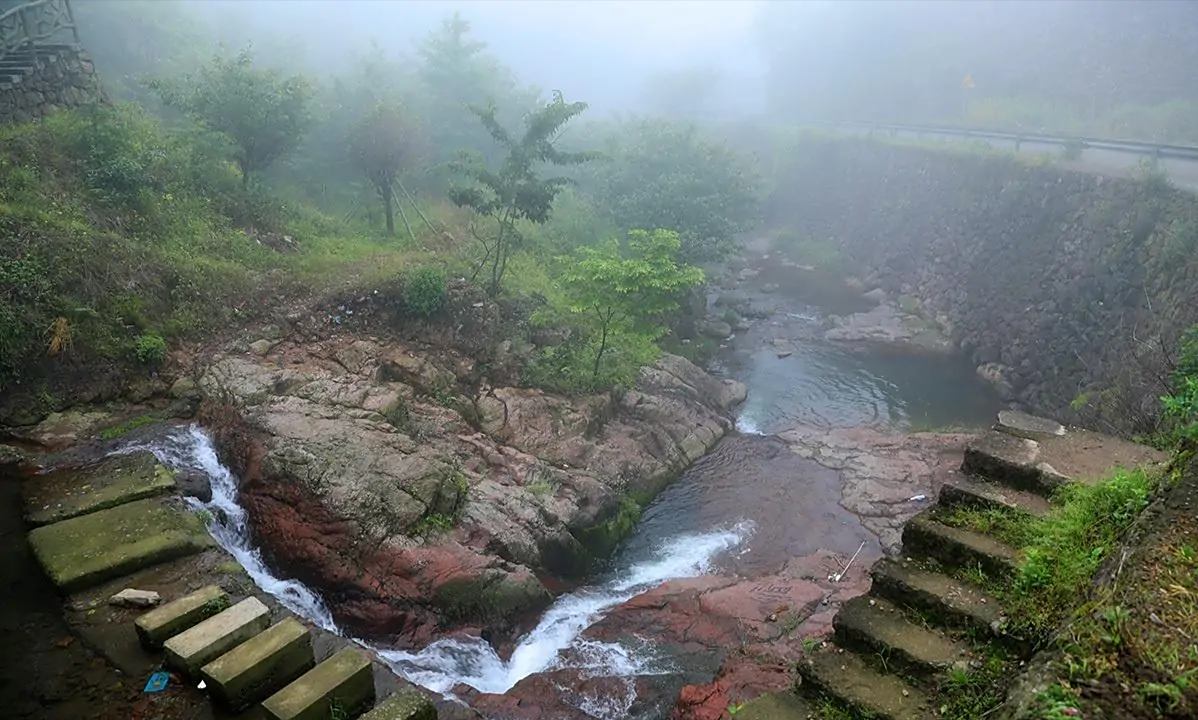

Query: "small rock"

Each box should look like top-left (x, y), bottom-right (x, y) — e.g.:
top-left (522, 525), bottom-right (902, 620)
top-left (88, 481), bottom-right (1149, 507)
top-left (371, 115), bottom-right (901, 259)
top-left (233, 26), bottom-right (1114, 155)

top-left (760, 282), bottom-right (780, 294)
top-left (169, 377), bottom-right (199, 399)
top-left (777, 351), bottom-right (793, 359)
top-left (699, 320), bottom-right (733, 339)
top-left (175, 469), bottom-right (213, 503)
top-left (248, 339), bottom-right (274, 356)
top-left (109, 589), bottom-right (161, 608)
top-left (862, 288), bottom-right (887, 304)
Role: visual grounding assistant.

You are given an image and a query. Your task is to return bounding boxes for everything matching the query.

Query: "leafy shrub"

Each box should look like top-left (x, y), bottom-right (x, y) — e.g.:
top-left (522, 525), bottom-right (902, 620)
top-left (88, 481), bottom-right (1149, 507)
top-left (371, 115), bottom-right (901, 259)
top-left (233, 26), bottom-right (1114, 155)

top-left (133, 333), bottom-right (168, 365)
top-left (1159, 325), bottom-right (1198, 445)
top-left (401, 266), bottom-right (447, 318)
top-left (586, 120), bottom-right (759, 263)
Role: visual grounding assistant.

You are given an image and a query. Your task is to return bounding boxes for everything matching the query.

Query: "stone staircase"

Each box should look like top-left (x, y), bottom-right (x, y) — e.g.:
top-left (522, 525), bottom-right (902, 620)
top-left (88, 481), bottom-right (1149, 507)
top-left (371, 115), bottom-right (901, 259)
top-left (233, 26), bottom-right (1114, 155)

top-left (20, 447), bottom-right (437, 720)
top-left (743, 411), bottom-right (1165, 719)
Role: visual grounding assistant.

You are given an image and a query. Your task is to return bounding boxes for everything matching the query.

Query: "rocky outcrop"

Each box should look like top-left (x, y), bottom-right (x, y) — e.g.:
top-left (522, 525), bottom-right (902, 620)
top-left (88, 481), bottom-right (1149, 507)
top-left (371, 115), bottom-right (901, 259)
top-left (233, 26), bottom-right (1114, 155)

top-left (198, 336), bottom-right (744, 644)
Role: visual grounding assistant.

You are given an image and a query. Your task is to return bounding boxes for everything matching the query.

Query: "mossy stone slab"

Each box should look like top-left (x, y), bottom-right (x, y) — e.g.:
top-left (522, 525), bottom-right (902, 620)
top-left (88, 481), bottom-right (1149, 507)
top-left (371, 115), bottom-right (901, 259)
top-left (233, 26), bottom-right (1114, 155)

top-left (28, 497), bottom-right (213, 592)
top-left (24, 452), bottom-right (176, 526)
top-left (359, 690), bottom-right (437, 720)
top-left (201, 617), bottom-right (314, 710)
top-left (261, 647), bottom-right (375, 720)
top-left (135, 584), bottom-right (229, 648)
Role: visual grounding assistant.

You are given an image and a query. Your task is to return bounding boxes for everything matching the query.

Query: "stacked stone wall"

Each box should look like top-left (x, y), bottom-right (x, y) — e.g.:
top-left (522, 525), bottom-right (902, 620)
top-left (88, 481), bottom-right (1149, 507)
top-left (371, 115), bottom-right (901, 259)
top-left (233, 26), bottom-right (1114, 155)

top-left (0, 44), bottom-right (103, 124)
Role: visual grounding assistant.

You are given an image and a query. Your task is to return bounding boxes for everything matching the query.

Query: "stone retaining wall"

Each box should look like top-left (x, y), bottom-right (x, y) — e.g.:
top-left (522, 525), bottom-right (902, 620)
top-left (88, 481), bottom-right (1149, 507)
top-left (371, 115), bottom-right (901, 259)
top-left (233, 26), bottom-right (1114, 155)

top-left (771, 136), bottom-right (1198, 435)
top-left (0, 44), bottom-right (103, 124)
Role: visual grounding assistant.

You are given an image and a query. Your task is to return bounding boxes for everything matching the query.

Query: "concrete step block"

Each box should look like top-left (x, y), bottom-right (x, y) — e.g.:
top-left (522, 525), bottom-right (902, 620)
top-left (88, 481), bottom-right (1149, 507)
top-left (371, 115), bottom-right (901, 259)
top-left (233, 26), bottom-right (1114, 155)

top-left (24, 452), bottom-right (176, 526)
top-left (164, 596), bottom-right (271, 675)
top-left (201, 617), bottom-right (314, 710)
top-left (262, 647), bottom-right (375, 720)
top-left (135, 584), bottom-right (229, 648)
top-left (27, 497), bottom-right (212, 592)
top-left (798, 645), bottom-right (928, 720)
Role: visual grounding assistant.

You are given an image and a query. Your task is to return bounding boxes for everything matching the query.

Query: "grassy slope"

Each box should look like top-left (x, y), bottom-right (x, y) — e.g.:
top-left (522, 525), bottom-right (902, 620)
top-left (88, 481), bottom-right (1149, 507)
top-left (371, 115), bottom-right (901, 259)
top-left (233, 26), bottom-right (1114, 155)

top-left (935, 451), bottom-right (1198, 718)
top-left (0, 105), bottom-right (452, 419)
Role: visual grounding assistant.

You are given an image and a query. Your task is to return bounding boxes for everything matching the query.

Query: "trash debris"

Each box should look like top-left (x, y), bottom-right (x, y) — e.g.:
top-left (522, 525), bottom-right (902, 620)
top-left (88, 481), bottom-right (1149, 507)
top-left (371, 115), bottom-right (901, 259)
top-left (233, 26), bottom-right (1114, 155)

top-left (197, 680), bottom-right (207, 690)
top-left (144, 671), bottom-right (170, 693)
top-left (830, 540), bottom-right (867, 582)
top-left (908, 494), bottom-right (927, 502)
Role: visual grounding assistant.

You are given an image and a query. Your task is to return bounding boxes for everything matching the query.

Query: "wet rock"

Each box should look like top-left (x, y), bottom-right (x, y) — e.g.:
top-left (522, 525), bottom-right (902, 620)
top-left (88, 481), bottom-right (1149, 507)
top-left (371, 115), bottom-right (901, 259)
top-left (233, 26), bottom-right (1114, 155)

top-left (976, 362), bottom-right (1017, 400)
top-left (10, 408), bottom-right (113, 449)
top-left (199, 339), bottom-right (742, 642)
top-left (175, 469), bottom-right (213, 503)
top-left (109, 588), bottom-right (161, 608)
top-left (698, 320), bottom-right (733, 339)
top-left (863, 288), bottom-right (887, 304)
top-left (996, 409), bottom-right (1065, 439)
top-left (170, 376), bottom-right (201, 399)
top-left (825, 303), bottom-right (952, 353)
top-left (779, 425), bottom-right (976, 552)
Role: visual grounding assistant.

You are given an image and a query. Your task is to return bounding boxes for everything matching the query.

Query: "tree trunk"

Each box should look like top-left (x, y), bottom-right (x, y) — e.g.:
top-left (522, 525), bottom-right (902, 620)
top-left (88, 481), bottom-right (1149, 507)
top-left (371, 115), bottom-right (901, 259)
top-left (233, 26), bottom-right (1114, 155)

top-left (241, 168), bottom-right (250, 190)
top-left (383, 184), bottom-right (395, 237)
top-left (592, 318), bottom-right (609, 383)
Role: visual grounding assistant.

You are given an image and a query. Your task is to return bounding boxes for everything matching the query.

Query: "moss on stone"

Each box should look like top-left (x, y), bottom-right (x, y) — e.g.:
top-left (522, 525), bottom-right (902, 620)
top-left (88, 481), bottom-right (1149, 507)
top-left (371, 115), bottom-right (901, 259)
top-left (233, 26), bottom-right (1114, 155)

top-left (433, 571), bottom-right (551, 623)
top-left (28, 497), bottom-right (213, 591)
top-left (24, 451), bottom-right (176, 525)
top-left (575, 495), bottom-right (643, 560)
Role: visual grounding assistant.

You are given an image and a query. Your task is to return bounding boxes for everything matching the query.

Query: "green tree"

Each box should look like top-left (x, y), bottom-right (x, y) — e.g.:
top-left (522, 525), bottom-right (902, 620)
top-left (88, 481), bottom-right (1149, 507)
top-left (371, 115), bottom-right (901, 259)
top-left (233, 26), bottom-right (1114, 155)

top-left (154, 50), bottom-right (312, 189)
top-left (589, 121), bottom-right (758, 262)
top-left (348, 103), bottom-right (417, 237)
top-left (451, 92), bottom-right (593, 295)
top-left (559, 228), bottom-right (704, 383)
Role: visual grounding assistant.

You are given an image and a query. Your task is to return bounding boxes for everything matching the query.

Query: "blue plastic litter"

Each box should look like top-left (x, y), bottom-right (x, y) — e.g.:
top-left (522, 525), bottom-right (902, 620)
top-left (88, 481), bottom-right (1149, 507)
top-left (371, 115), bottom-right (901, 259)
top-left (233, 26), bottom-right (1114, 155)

top-left (143, 671), bottom-right (170, 693)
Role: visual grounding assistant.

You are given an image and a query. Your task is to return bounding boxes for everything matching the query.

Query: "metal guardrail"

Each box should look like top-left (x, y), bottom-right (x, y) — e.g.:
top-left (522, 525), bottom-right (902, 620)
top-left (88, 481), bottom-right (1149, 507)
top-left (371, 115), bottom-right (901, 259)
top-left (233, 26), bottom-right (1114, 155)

top-left (822, 120), bottom-right (1198, 162)
top-left (0, 0), bottom-right (78, 63)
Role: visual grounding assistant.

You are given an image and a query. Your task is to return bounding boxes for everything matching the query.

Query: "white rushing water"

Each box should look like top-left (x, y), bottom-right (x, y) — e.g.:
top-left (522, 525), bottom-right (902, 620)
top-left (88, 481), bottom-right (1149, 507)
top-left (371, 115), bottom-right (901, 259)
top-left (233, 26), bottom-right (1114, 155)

top-left (128, 424), bottom-right (750, 708)
top-left (377, 520), bottom-right (751, 694)
top-left (123, 425), bottom-right (338, 632)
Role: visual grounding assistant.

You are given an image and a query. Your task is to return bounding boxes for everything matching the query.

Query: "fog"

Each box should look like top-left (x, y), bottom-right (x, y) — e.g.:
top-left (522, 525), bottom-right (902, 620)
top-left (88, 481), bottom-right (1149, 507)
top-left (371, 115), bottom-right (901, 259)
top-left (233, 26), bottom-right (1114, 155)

top-left (72, 0), bottom-right (1198, 137)
top-left (96, 0), bottom-right (767, 119)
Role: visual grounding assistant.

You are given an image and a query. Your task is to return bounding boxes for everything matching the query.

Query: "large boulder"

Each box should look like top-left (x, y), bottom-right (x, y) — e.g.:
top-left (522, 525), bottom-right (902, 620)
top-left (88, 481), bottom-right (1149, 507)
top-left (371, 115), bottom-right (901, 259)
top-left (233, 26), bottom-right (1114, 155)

top-left (200, 338), bottom-right (744, 644)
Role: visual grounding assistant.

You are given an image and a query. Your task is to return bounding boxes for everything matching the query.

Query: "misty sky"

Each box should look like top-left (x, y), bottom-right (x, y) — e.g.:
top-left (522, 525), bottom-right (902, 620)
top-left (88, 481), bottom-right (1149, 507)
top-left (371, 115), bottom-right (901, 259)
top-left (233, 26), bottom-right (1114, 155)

top-left (184, 0), bottom-right (768, 116)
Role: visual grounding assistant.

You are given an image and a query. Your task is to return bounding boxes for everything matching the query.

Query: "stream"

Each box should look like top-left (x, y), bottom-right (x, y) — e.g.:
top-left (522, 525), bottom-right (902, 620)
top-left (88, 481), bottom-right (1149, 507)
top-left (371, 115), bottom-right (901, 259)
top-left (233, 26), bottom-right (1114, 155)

top-left (129, 256), bottom-right (1000, 718)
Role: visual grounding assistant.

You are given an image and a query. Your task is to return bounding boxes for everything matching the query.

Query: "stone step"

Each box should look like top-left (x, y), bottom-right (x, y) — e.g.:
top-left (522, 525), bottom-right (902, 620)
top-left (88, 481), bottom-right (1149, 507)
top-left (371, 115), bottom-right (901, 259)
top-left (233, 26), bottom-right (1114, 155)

top-left (962, 430), bottom-right (1064, 496)
top-left (870, 559), bottom-right (1006, 637)
top-left (164, 596), bottom-right (271, 675)
top-left (24, 452), bottom-right (176, 526)
top-left (798, 645), bottom-right (929, 720)
top-left (261, 647), bottom-right (375, 720)
top-left (833, 595), bottom-right (971, 676)
top-left (902, 513), bottom-right (1019, 577)
top-left (135, 584), bottom-right (229, 648)
top-left (359, 689), bottom-right (437, 720)
top-left (201, 617), bottom-right (315, 710)
top-left (27, 497), bottom-right (213, 592)
top-left (939, 477), bottom-right (1051, 517)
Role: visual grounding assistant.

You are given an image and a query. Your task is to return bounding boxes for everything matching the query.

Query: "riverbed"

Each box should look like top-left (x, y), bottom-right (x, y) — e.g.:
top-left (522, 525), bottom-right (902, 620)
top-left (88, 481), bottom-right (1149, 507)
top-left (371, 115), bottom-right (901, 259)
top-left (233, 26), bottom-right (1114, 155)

top-left (134, 250), bottom-right (999, 718)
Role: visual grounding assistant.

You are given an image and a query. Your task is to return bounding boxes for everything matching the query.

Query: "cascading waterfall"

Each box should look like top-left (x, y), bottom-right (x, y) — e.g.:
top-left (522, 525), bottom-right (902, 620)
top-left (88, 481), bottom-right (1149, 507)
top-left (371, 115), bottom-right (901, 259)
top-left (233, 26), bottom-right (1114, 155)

top-left (123, 425), bottom-right (339, 632)
top-left (377, 520), bottom-right (751, 694)
top-left (125, 424), bottom-right (751, 711)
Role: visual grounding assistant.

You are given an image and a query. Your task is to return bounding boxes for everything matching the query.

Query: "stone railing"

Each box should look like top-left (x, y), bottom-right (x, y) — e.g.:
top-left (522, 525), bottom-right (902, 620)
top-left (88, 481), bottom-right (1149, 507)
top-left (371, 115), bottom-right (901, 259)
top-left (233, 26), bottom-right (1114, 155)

top-left (0, 0), bottom-right (78, 62)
